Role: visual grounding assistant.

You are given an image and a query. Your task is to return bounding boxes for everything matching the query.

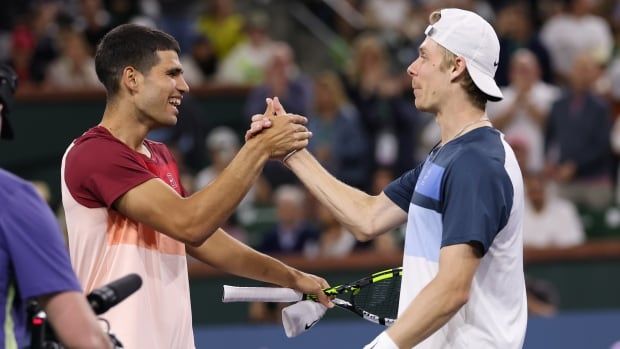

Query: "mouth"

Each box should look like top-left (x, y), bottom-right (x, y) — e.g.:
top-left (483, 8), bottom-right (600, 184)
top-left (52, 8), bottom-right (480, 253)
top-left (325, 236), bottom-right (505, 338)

top-left (168, 96), bottom-right (182, 115)
top-left (168, 96), bottom-right (182, 107)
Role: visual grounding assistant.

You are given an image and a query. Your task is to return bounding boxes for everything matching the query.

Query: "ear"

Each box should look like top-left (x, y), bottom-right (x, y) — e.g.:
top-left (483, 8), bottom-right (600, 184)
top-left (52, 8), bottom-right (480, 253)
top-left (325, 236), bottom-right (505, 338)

top-left (450, 56), bottom-right (468, 82)
top-left (121, 66), bottom-right (142, 94)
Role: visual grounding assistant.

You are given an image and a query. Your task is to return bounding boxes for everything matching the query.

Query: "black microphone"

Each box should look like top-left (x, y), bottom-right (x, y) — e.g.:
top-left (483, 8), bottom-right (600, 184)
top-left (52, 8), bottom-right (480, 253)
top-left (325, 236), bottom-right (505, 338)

top-left (87, 274), bottom-right (143, 315)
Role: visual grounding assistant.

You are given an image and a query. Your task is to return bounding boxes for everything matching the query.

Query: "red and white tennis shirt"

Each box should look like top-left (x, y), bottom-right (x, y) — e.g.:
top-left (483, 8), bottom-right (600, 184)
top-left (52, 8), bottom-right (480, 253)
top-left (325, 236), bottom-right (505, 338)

top-left (61, 126), bottom-right (195, 349)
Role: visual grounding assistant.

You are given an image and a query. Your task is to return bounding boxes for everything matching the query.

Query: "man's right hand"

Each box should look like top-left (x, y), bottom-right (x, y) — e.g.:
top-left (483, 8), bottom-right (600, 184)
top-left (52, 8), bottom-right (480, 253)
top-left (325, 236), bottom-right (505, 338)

top-left (245, 97), bottom-right (295, 141)
top-left (251, 98), bottom-right (311, 159)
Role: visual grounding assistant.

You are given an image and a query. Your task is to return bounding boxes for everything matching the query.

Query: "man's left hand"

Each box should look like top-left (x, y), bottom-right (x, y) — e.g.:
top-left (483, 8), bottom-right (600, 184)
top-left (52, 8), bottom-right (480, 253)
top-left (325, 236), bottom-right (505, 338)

top-left (291, 271), bottom-right (333, 309)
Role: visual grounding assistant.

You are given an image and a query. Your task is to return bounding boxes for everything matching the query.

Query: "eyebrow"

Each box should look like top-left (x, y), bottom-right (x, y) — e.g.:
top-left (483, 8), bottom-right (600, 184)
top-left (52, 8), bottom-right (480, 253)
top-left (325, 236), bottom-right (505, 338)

top-left (166, 67), bottom-right (184, 75)
top-left (419, 47), bottom-right (427, 55)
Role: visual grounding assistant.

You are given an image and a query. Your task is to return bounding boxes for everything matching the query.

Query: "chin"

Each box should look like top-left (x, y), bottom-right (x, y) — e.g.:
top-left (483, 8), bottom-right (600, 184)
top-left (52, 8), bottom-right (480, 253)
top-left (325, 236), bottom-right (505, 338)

top-left (156, 116), bottom-right (178, 128)
top-left (166, 113), bottom-right (179, 124)
top-left (414, 99), bottom-right (427, 111)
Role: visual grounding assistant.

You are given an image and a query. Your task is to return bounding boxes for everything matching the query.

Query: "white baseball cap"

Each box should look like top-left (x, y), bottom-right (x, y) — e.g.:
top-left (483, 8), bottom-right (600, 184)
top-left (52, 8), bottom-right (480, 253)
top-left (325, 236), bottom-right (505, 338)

top-left (424, 8), bottom-right (503, 101)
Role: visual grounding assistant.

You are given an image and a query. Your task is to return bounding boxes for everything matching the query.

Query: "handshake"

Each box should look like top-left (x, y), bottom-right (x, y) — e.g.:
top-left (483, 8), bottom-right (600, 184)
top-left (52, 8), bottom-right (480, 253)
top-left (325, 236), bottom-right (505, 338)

top-left (244, 96), bottom-right (310, 163)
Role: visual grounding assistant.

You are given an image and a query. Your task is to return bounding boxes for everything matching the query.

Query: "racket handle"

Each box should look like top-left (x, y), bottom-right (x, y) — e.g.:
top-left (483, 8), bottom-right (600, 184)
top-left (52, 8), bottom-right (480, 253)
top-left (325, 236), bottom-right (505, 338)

top-left (222, 286), bottom-right (304, 303)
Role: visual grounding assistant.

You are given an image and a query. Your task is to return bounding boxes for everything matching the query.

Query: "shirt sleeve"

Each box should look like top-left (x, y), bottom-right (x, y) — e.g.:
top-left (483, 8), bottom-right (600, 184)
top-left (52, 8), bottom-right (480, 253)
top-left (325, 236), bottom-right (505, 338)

top-left (440, 151), bottom-right (513, 255)
top-left (64, 138), bottom-right (157, 208)
top-left (0, 182), bottom-right (81, 301)
top-left (384, 163), bottom-right (424, 212)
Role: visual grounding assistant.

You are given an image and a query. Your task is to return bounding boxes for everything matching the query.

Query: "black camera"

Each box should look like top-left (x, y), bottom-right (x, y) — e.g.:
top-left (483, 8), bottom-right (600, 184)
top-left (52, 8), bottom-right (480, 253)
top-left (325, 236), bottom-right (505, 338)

top-left (0, 64), bottom-right (18, 139)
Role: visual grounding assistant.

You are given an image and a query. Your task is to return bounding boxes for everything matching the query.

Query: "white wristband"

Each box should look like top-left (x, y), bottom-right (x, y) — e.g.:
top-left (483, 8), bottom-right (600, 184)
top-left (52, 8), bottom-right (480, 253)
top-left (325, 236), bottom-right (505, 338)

top-left (282, 149), bottom-right (298, 163)
top-left (363, 331), bottom-right (398, 349)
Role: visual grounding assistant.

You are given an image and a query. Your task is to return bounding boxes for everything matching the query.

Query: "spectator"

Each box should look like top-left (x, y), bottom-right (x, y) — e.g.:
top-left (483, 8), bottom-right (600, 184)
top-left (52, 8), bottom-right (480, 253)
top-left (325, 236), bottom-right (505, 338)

top-left (258, 185), bottom-right (319, 255)
top-left (156, 0), bottom-right (199, 53)
top-left (540, 0), bottom-right (613, 82)
top-left (523, 172), bottom-right (585, 248)
top-left (363, 0), bottom-right (412, 33)
top-left (10, 3), bottom-right (60, 85)
top-left (194, 126), bottom-right (256, 221)
top-left (105, 0), bottom-right (144, 28)
top-left (180, 34), bottom-right (217, 85)
top-left (304, 203), bottom-right (359, 258)
top-left (216, 11), bottom-right (276, 85)
top-left (494, 2), bottom-right (553, 86)
top-left (308, 71), bottom-right (370, 189)
top-left (487, 49), bottom-right (560, 172)
top-left (45, 30), bottom-right (100, 88)
top-left (545, 53), bottom-right (613, 209)
top-left (196, 0), bottom-right (245, 60)
top-left (244, 43), bottom-right (313, 188)
top-left (75, 0), bottom-right (112, 51)
top-left (244, 42), bottom-right (312, 117)
top-left (342, 33), bottom-right (419, 175)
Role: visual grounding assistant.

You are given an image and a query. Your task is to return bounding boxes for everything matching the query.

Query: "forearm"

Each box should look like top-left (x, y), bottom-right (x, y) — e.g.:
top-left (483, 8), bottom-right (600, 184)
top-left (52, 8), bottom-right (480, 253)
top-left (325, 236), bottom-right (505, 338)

top-left (386, 280), bottom-right (467, 348)
top-left (40, 291), bottom-right (112, 348)
top-left (182, 139), bottom-right (268, 243)
top-left (187, 229), bottom-right (300, 288)
top-left (286, 149), bottom-right (378, 240)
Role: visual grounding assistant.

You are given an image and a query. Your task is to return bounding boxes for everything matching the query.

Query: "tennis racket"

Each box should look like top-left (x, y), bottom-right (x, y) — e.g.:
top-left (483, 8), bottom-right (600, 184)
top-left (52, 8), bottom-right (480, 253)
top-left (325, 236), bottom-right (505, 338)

top-left (223, 267), bottom-right (402, 326)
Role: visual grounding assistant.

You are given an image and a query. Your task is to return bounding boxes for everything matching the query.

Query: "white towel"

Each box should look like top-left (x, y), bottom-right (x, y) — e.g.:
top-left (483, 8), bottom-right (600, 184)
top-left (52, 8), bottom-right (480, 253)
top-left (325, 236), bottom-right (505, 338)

top-left (281, 300), bottom-right (327, 338)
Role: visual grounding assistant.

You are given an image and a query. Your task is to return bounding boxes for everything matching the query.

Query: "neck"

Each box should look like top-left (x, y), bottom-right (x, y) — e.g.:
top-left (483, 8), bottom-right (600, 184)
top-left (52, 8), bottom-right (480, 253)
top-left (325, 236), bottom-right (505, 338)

top-left (436, 103), bottom-right (489, 145)
top-left (99, 100), bottom-right (151, 151)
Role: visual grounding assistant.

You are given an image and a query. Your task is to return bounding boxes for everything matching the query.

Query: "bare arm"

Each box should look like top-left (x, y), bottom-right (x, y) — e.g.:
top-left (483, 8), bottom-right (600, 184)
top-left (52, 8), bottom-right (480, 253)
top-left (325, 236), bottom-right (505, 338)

top-left (186, 229), bottom-right (332, 307)
top-left (285, 149), bottom-right (407, 241)
top-left (38, 291), bottom-right (112, 348)
top-left (385, 244), bottom-right (481, 348)
top-left (114, 137), bottom-right (267, 246)
top-left (115, 110), bottom-right (310, 247)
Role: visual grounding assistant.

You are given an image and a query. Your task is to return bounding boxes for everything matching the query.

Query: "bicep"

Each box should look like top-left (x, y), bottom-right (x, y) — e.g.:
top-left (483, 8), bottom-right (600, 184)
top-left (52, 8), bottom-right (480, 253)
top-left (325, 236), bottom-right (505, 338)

top-left (114, 178), bottom-right (189, 242)
top-left (436, 243), bottom-right (481, 290)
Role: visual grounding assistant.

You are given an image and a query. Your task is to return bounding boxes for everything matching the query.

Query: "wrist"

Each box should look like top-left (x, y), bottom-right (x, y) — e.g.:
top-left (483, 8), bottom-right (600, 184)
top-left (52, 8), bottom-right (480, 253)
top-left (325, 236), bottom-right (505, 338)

top-left (245, 136), bottom-right (270, 161)
top-left (282, 149), bottom-right (298, 164)
top-left (284, 267), bottom-right (304, 289)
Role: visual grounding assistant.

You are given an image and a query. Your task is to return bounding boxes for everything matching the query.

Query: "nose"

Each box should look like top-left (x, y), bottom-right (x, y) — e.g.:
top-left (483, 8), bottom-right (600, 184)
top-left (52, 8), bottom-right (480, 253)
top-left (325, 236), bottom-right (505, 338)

top-left (177, 75), bottom-right (190, 94)
top-left (407, 60), bottom-right (418, 77)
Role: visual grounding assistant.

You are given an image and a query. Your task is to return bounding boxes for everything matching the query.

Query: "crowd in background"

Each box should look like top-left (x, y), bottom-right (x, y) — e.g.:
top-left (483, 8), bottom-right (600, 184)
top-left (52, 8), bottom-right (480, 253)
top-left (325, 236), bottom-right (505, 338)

top-left (4, 0), bottom-right (620, 316)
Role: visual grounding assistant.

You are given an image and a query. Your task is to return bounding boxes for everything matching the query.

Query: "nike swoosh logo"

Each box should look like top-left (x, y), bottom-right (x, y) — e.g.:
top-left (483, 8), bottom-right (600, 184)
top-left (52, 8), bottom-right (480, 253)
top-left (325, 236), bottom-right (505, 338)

top-left (305, 319), bottom-right (319, 330)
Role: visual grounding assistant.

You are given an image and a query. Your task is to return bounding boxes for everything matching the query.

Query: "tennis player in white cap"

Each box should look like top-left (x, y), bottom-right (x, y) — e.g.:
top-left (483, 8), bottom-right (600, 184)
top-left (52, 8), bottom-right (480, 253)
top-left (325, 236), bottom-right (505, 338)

top-left (248, 8), bottom-right (527, 348)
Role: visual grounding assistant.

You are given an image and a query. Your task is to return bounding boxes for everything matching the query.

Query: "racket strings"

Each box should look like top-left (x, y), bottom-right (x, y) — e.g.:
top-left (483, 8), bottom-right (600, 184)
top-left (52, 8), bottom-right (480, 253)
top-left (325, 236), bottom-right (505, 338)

top-left (350, 276), bottom-right (401, 318)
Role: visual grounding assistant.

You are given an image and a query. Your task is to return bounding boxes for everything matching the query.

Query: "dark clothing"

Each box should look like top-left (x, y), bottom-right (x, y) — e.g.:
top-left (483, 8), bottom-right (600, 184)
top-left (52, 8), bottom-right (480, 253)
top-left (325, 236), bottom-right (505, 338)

top-left (545, 91), bottom-right (613, 179)
top-left (496, 36), bottom-right (553, 87)
top-left (308, 104), bottom-right (371, 189)
top-left (258, 224), bottom-right (319, 255)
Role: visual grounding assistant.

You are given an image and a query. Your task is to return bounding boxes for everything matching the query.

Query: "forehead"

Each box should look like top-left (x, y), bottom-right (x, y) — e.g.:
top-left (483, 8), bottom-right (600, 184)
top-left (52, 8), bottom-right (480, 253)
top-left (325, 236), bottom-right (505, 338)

top-left (419, 37), bottom-right (442, 55)
top-left (153, 50), bottom-right (182, 69)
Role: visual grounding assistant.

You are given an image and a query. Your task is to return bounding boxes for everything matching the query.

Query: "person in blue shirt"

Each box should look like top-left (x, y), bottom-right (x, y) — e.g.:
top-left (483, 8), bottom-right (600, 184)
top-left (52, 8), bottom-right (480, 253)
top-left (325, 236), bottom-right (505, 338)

top-left (0, 65), bottom-right (111, 348)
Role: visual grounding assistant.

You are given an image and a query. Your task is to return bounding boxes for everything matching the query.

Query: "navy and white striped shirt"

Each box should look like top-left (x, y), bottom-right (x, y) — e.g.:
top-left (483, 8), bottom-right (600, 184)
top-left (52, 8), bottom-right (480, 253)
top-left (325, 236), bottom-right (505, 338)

top-left (385, 126), bottom-right (527, 348)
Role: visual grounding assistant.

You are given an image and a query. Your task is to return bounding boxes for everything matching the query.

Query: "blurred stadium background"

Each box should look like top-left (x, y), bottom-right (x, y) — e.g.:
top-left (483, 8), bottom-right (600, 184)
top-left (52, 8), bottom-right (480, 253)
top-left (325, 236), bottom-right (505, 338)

top-left (2, 0), bottom-right (620, 347)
